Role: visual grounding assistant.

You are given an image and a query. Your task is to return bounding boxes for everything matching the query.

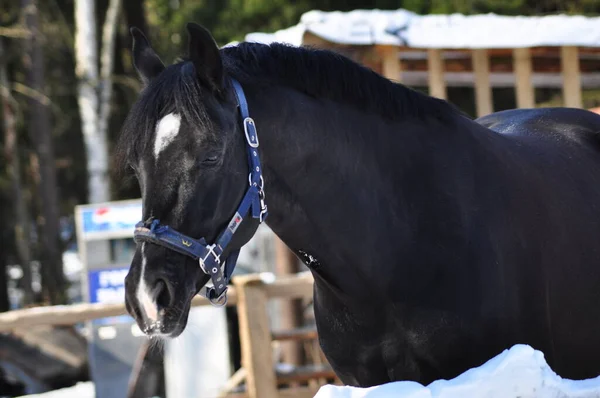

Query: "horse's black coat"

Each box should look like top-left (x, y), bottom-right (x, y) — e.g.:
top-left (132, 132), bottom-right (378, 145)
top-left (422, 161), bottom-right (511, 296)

top-left (119, 24), bottom-right (600, 387)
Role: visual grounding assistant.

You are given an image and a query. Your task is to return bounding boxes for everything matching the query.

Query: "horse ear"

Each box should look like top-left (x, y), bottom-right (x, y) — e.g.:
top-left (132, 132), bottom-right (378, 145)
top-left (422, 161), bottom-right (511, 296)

top-left (186, 22), bottom-right (223, 91)
top-left (130, 27), bottom-right (165, 85)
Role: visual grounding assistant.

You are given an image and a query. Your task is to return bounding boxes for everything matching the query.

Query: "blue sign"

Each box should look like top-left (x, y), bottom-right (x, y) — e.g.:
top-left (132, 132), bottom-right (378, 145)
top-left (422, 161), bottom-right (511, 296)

top-left (81, 202), bottom-right (141, 235)
top-left (88, 268), bottom-right (132, 325)
top-left (88, 268), bottom-right (129, 304)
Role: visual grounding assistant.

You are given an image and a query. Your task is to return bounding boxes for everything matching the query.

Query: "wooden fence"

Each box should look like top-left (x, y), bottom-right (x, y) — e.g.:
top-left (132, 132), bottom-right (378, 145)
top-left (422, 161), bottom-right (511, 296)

top-left (0, 271), bottom-right (336, 398)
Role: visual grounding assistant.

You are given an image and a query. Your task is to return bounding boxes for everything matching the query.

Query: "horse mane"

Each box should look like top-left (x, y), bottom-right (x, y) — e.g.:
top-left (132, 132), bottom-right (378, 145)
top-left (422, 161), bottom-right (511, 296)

top-left (222, 42), bottom-right (463, 123)
top-left (115, 41), bottom-right (465, 176)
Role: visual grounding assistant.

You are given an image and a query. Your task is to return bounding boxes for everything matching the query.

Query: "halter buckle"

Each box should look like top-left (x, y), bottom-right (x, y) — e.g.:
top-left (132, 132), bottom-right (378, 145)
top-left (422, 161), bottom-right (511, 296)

top-left (198, 244), bottom-right (221, 274)
top-left (243, 117), bottom-right (259, 148)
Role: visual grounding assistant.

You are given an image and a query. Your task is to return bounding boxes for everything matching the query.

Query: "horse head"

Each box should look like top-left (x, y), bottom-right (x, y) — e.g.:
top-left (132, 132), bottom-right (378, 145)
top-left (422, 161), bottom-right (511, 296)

top-left (118, 23), bottom-right (264, 337)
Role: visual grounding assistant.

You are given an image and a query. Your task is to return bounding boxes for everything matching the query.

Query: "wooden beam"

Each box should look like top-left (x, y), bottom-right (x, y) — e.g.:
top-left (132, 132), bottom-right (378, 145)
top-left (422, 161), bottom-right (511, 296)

top-left (561, 46), bottom-right (582, 108)
top-left (472, 49), bottom-right (493, 117)
top-left (513, 48), bottom-right (535, 108)
top-left (12, 327), bottom-right (85, 368)
top-left (383, 70), bottom-right (600, 89)
top-left (427, 49), bottom-right (446, 99)
top-left (276, 364), bottom-right (337, 385)
top-left (263, 271), bottom-right (314, 299)
top-left (219, 368), bottom-right (247, 397)
top-left (272, 326), bottom-right (318, 342)
top-left (225, 386), bottom-right (320, 398)
top-left (0, 272), bottom-right (315, 332)
top-left (378, 45), bottom-right (401, 82)
top-left (233, 275), bottom-right (278, 398)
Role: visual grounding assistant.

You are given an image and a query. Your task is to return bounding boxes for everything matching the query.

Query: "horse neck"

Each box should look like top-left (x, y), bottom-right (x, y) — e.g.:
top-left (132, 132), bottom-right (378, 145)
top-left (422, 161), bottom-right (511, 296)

top-left (245, 83), bottom-right (481, 294)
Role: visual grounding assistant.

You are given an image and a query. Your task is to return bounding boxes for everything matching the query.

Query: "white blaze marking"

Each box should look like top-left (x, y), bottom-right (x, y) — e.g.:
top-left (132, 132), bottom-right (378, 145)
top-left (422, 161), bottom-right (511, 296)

top-left (153, 113), bottom-right (181, 159)
top-left (137, 242), bottom-right (158, 322)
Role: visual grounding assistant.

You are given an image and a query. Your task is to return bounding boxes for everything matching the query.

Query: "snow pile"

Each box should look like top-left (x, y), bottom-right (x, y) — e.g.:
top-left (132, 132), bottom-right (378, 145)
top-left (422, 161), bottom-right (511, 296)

top-left (315, 344), bottom-right (600, 398)
top-left (245, 9), bottom-right (600, 49)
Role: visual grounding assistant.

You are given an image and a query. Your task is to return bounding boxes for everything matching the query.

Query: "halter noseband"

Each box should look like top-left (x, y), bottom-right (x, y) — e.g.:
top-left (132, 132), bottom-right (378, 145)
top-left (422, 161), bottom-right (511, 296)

top-left (132, 78), bottom-right (267, 307)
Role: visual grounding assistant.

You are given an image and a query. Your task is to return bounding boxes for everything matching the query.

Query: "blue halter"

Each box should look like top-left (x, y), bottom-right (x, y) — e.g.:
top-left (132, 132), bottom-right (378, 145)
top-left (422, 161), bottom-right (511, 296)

top-left (133, 78), bottom-right (267, 306)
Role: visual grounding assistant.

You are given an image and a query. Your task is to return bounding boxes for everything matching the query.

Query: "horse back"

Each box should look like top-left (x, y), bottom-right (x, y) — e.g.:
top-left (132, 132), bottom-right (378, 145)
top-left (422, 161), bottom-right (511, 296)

top-left (476, 107), bottom-right (600, 152)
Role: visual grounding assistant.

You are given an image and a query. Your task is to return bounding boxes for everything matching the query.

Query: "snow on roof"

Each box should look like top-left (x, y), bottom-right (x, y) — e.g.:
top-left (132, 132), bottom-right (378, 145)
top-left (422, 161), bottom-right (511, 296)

top-left (314, 344), bottom-right (600, 398)
top-left (244, 9), bottom-right (600, 49)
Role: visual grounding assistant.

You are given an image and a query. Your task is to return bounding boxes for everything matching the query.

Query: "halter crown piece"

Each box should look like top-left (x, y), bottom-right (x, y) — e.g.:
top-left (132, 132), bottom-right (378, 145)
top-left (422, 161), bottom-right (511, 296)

top-left (133, 78), bottom-right (268, 306)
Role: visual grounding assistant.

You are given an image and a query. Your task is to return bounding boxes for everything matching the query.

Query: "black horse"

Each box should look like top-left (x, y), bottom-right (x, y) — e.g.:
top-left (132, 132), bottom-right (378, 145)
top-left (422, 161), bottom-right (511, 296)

top-left (117, 22), bottom-right (600, 387)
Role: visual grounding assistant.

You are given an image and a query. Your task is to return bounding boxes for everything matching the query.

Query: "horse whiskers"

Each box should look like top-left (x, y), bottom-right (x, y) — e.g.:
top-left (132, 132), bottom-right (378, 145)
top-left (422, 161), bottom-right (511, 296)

top-left (146, 334), bottom-right (166, 354)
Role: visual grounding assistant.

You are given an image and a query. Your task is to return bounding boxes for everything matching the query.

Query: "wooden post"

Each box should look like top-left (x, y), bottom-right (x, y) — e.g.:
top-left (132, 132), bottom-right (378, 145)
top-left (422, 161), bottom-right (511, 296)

top-left (274, 237), bottom-right (304, 368)
top-left (561, 46), bottom-right (582, 108)
top-left (513, 47), bottom-right (535, 108)
top-left (472, 49), bottom-right (493, 117)
top-left (233, 275), bottom-right (277, 398)
top-left (379, 45), bottom-right (401, 82)
top-left (427, 49), bottom-right (446, 100)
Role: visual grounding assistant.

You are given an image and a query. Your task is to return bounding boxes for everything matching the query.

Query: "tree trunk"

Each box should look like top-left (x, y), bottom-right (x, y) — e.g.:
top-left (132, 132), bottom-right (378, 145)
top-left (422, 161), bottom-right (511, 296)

top-left (0, 36), bottom-right (34, 305)
top-left (75, 0), bottom-right (111, 204)
top-left (0, 247), bottom-right (9, 312)
top-left (22, 0), bottom-right (66, 305)
top-left (98, 0), bottom-right (121, 189)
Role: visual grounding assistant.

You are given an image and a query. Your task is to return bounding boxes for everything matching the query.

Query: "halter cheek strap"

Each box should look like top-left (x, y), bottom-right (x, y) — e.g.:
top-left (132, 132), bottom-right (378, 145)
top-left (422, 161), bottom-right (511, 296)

top-left (133, 78), bottom-right (267, 306)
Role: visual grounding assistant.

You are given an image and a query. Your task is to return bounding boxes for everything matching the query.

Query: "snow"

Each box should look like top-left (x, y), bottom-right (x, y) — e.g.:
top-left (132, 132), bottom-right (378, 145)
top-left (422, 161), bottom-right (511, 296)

top-left (315, 344), bottom-right (600, 398)
top-left (244, 9), bottom-right (600, 49)
top-left (18, 382), bottom-right (94, 398)
top-left (17, 344), bottom-right (600, 397)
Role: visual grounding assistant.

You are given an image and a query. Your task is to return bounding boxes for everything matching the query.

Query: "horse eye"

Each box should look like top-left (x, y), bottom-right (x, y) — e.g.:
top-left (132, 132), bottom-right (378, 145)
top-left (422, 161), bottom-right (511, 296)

top-left (201, 154), bottom-right (219, 165)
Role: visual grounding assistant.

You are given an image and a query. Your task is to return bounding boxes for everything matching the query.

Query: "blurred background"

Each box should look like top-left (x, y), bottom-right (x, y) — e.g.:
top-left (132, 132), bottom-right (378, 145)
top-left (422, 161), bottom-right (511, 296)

top-left (1, 0), bottom-right (600, 397)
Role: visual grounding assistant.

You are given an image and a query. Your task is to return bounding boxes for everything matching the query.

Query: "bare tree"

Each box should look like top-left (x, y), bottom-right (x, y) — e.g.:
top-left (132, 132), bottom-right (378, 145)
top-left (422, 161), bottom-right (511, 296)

top-left (0, 36), bottom-right (34, 305)
top-left (21, 0), bottom-right (66, 304)
top-left (74, 0), bottom-right (121, 204)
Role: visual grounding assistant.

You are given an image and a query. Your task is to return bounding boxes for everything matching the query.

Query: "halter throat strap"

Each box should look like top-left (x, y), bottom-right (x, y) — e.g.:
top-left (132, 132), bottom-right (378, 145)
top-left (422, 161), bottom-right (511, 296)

top-left (133, 78), bottom-right (267, 306)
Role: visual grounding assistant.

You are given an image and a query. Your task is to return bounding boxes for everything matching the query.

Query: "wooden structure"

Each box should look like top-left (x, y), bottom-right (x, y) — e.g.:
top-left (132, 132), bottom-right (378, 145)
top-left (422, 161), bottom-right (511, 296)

top-left (0, 272), bottom-right (338, 397)
top-left (0, 326), bottom-right (88, 394)
top-left (301, 30), bottom-right (599, 117)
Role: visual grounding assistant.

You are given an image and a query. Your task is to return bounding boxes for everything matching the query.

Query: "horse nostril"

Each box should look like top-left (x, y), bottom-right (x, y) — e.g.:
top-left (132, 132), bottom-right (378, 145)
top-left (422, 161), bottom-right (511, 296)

top-left (154, 279), bottom-right (173, 309)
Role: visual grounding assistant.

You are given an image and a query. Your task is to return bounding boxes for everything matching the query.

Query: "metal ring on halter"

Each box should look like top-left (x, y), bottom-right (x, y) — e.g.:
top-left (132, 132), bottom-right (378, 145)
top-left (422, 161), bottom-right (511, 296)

top-left (198, 257), bottom-right (208, 274)
top-left (248, 173), bottom-right (265, 189)
top-left (208, 287), bottom-right (228, 307)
